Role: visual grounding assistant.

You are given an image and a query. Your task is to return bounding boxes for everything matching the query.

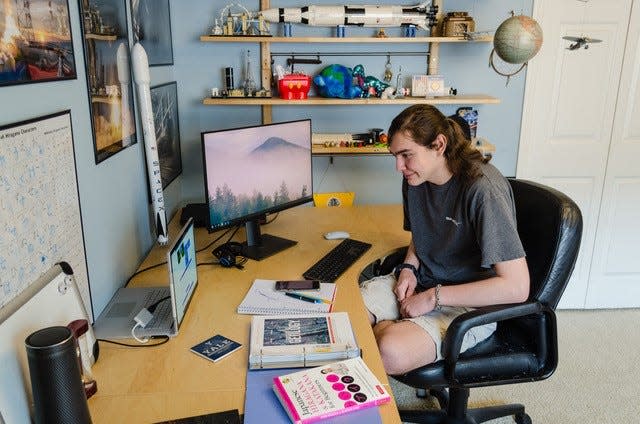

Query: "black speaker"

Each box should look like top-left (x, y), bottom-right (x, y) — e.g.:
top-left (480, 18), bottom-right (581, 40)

top-left (25, 326), bottom-right (92, 424)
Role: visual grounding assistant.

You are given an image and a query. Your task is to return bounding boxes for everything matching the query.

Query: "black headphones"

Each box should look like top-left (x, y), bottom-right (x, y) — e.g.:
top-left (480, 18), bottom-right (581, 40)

top-left (212, 242), bottom-right (245, 269)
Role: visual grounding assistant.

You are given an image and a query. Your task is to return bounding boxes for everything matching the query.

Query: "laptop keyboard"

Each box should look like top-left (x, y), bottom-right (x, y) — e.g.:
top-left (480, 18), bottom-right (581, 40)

top-left (142, 288), bottom-right (172, 329)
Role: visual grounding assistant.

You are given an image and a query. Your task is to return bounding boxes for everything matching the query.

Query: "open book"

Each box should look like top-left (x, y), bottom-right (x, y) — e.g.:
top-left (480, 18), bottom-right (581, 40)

top-left (249, 312), bottom-right (360, 369)
top-left (238, 279), bottom-right (336, 315)
top-left (272, 357), bottom-right (391, 424)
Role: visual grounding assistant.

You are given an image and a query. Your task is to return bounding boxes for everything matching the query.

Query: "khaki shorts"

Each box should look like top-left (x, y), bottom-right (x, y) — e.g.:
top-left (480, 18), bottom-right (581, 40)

top-left (360, 274), bottom-right (496, 361)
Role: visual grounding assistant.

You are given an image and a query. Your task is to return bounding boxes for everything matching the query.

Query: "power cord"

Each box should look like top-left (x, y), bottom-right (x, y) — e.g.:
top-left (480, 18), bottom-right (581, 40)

top-left (147, 296), bottom-right (170, 313)
top-left (125, 261), bottom-right (167, 286)
top-left (124, 226), bottom-right (238, 286)
top-left (97, 336), bottom-right (169, 347)
top-left (131, 322), bottom-right (149, 343)
top-left (196, 226), bottom-right (237, 253)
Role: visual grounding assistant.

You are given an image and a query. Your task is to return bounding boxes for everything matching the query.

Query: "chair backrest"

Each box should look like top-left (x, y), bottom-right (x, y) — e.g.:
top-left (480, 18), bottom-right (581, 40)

top-left (508, 179), bottom-right (583, 309)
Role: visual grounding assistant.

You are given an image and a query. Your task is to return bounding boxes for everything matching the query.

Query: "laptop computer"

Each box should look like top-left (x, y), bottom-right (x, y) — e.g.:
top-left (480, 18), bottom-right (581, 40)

top-left (93, 218), bottom-right (198, 340)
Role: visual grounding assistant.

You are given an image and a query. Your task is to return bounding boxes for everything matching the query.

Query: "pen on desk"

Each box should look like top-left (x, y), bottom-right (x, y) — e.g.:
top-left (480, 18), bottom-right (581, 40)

top-left (284, 292), bottom-right (323, 304)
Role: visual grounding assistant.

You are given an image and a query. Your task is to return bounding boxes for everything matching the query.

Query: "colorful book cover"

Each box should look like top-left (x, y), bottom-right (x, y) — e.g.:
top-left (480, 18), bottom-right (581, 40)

top-left (272, 357), bottom-right (390, 424)
top-left (249, 313), bottom-right (360, 369)
top-left (190, 334), bottom-right (242, 363)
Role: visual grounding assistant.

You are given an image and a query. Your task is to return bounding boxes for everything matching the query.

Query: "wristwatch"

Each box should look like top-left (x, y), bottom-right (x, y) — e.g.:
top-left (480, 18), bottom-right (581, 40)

top-left (394, 263), bottom-right (419, 280)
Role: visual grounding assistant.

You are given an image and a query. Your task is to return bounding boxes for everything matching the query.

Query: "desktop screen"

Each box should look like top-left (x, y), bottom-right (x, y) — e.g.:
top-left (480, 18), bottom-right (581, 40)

top-left (168, 219), bottom-right (197, 326)
top-left (201, 119), bottom-right (313, 233)
top-left (202, 119), bottom-right (313, 260)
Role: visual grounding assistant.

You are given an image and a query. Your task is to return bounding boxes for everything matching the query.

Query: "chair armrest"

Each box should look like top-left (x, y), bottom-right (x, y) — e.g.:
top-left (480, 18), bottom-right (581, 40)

top-left (441, 301), bottom-right (554, 371)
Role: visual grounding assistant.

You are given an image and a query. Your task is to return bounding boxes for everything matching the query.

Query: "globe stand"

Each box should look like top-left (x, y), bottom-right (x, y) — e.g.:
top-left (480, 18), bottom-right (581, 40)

top-left (488, 49), bottom-right (528, 86)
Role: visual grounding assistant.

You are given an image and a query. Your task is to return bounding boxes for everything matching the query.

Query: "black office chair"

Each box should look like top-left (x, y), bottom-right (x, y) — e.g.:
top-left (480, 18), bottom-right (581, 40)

top-left (374, 179), bottom-right (583, 424)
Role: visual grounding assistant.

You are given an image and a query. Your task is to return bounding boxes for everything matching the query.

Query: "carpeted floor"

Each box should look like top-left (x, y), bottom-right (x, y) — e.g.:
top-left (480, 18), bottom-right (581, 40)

top-left (390, 308), bottom-right (640, 423)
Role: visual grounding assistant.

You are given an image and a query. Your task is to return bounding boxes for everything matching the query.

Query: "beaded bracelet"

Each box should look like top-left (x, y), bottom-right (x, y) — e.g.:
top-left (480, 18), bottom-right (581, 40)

top-left (434, 283), bottom-right (443, 311)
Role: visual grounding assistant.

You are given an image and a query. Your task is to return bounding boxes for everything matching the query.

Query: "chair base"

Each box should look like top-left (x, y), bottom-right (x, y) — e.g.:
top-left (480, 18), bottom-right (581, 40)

top-left (400, 404), bottom-right (531, 424)
top-left (399, 387), bottom-right (531, 424)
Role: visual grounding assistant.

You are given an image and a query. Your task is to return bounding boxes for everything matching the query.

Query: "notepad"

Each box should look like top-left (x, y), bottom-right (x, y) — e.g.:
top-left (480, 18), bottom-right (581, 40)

top-left (237, 279), bottom-right (336, 315)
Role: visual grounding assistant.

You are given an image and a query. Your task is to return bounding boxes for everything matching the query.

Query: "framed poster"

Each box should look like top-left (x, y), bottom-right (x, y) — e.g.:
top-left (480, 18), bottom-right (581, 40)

top-left (150, 81), bottom-right (181, 189)
top-left (0, 110), bottom-right (91, 316)
top-left (0, 0), bottom-right (77, 87)
top-left (131, 0), bottom-right (174, 66)
top-left (78, 0), bottom-right (137, 163)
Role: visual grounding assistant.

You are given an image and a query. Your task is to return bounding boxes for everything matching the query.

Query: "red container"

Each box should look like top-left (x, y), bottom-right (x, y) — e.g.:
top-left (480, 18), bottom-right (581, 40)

top-left (278, 74), bottom-right (311, 100)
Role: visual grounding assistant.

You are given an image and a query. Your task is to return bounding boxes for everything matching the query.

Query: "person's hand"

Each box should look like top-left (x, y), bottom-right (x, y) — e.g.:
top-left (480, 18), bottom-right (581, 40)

top-left (399, 289), bottom-right (436, 318)
top-left (394, 268), bottom-right (418, 301)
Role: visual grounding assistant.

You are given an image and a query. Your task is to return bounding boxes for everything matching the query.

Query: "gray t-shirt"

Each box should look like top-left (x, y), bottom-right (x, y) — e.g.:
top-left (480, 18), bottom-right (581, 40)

top-left (402, 162), bottom-right (525, 288)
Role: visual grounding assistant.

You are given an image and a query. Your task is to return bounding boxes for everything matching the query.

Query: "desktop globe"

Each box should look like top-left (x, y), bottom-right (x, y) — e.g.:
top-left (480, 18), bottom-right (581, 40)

top-left (493, 15), bottom-right (543, 64)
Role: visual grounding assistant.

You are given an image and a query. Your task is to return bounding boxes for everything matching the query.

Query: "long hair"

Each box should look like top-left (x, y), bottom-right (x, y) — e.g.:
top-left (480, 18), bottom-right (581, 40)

top-left (388, 104), bottom-right (489, 183)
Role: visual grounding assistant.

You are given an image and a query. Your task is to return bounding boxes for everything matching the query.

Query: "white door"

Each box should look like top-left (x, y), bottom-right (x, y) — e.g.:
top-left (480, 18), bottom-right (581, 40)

top-left (585, 3), bottom-right (640, 308)
top-left (517, 0), bottom-right (633, 308)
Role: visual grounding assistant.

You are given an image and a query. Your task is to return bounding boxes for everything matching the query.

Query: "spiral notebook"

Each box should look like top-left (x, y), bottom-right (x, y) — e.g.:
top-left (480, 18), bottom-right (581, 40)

top-left (237, 279), bottom-right (336, 315)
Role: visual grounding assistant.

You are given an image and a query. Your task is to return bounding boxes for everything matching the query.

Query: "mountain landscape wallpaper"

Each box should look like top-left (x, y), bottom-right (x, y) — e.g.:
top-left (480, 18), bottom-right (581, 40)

top-left (203, 120), bottom-right (312, 227)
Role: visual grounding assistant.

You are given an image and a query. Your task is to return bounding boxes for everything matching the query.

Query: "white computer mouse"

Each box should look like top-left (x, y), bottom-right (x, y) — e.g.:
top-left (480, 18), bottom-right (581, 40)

top-left (324, 231), bottom-right (350, 240)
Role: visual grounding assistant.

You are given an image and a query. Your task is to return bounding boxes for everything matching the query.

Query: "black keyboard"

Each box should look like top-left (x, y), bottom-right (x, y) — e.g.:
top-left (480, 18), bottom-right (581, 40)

top-left (303, 238), bottom-right (372, 283)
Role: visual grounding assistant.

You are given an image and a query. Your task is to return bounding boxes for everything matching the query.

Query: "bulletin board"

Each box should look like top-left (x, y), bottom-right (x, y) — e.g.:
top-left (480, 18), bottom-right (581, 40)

top-left (0, 111), bottom-right (92, 318)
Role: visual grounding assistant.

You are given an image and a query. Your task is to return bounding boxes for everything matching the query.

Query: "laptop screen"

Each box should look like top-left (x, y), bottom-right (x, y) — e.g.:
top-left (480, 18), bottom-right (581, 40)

top-left (167, 218), bottom-right (198, 328)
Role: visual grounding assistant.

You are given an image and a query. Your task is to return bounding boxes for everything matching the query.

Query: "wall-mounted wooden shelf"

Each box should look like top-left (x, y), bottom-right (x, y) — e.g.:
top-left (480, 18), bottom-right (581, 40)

top-left (203, 94), bottom-right (500, 106)
top-left (311, 139), bottom-right (495, 157)
top-left (312, 145), bottom-right (389, 155)
top-left (200, 35), bottom-right (492, 44)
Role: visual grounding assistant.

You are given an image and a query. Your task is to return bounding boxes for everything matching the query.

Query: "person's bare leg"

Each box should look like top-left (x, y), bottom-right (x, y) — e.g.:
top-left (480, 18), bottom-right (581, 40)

top-left (373, 320), bottom-right (437, 375)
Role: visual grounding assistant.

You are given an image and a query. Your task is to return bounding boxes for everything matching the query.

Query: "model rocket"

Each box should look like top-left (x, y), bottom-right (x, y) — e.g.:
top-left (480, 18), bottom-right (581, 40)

top-left (116, 43), bottom-right (134, 147)
top-left (131, 43), bottom-right (169, 246)
top-left (259, 2), bottom-right (437, 30)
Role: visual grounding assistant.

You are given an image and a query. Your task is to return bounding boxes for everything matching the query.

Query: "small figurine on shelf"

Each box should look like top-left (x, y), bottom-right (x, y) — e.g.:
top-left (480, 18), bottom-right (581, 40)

top-left (353, 64), bottom-right (390, 98)
top-left (243, 49), bottom-right (257, 96)
top-left (380, 86), bottom-right (396, 99)
top-left (211, 19), bottom-right (223, 35)
top-left (225, 9), bottom-right (234, 35)
top-left (395, 66), bottom-right (404, 98)
top-left (241, 13), bottom-right (248, 35)
top-left (217, 3), bottom-right (267, 37)
top-left (258, 15), bottom-right (270, 36)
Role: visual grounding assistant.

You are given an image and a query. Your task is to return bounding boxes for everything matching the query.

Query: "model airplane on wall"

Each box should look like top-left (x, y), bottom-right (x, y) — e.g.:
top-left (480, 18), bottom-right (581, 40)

top-left (259, 2), bottom-right (438, 30)
top-left (563, 35), bottom-right (602, 50)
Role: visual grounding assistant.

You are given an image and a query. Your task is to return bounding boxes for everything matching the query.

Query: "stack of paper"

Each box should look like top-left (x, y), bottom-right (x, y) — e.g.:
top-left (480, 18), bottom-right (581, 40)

top-left (237, 279), bottom-right (336, 315)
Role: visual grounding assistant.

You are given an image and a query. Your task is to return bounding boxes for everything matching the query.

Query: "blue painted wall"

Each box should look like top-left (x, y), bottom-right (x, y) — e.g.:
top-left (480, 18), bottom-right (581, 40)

top-left (0, 0), bottom-right (531, 318)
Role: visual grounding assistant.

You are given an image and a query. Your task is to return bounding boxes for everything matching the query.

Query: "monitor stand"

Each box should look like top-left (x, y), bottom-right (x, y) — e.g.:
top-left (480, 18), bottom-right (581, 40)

top-left (241, 219), bottom-right (297, 261)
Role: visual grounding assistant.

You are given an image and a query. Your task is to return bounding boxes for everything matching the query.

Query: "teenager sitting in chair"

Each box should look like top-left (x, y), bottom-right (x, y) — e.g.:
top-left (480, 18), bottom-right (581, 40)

top-left (360, 105), bottom-right (530, 375)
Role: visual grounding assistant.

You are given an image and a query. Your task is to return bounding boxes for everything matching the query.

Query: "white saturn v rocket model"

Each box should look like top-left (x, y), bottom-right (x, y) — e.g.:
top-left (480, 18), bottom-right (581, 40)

top-left (131, 43), bottom-right (169, 245)
top-left (259, 2), bottom-right (437, 30)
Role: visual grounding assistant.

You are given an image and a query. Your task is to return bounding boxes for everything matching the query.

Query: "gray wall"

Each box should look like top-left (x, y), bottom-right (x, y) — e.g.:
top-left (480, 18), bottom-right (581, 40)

top-left (0, 0), bottom-right (531, 320)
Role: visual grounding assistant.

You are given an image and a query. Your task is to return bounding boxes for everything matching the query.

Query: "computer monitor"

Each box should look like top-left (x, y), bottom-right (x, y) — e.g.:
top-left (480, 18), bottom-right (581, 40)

top-left (201, 119), bottom-right (313, 260)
